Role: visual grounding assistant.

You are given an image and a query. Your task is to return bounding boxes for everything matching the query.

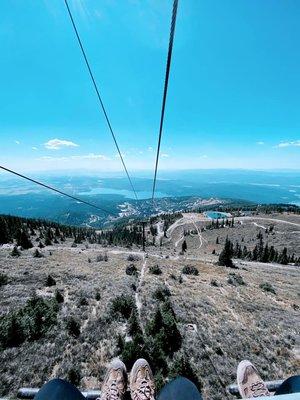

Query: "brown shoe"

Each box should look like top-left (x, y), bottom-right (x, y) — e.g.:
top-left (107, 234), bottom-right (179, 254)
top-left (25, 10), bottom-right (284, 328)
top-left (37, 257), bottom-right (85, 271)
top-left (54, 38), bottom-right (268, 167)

top-left (237, 360), bottom-right (270, 398)
top-left (101, 359), bottom-right (127, 400)
top-left (130, 359), bottom-right (155, 400)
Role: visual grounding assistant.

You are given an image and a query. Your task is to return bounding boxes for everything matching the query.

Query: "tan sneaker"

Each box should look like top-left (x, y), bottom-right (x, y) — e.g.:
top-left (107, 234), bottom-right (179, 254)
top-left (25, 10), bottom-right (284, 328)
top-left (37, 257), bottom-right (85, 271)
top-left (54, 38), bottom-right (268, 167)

top-left (237, 360), bottom-right (270, 398)
top-left (130, 359), bottom-right (155, 400)
top-left (101, 359), bottom-right (127, 400)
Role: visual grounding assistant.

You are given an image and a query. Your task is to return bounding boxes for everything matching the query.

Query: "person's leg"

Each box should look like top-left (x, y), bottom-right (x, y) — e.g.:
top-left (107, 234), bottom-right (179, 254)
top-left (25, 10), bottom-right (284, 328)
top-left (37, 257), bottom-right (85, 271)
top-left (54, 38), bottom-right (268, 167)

top-left (34, 378), bottom-right (85, 400)
top-left (275, 376), bottom-right (300, 395)
top-left (157, 377), bottom-right (203, 400)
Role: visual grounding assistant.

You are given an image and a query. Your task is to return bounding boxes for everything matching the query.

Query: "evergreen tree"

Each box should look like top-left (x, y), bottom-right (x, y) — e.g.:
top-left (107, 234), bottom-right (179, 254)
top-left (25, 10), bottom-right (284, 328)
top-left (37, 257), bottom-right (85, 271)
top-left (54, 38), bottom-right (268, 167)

top-left (10, 245), bottom-right (21, 257)
top-left (181, 240), bottom-right (187, 253)
top-left (16, 229), bottom-right (33, 250)
top-left (218, 237), bottom-right (234, 268)
top-left (0, 218), bottom-right (9, 244)
top-left (279, 247), bottom-right (289, 265)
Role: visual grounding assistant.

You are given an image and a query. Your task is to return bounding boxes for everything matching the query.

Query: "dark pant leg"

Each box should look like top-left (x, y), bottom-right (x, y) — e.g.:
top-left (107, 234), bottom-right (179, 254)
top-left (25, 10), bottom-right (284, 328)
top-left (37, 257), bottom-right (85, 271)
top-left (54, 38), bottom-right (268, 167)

top-left (34, 378), bottom-right (85, 400)
top-left (157, 377), bottom-right (203, 400)
top-left (275, 376), bottom-right (300, 395)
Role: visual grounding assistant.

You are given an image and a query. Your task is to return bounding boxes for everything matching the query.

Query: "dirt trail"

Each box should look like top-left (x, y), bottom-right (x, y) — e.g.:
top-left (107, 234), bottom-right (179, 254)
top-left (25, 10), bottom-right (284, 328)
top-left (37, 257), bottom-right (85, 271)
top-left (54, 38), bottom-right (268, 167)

top-left (239, 216), bottom-right (300, 227)
top-left (253, 221), bottom-right (267, 230)
top-left (135, 254), bottom-right (147, 333)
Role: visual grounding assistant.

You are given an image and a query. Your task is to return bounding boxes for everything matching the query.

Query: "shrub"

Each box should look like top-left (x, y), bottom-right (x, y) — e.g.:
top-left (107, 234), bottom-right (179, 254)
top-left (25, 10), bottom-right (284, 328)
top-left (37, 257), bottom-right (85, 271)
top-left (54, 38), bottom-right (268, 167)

top-left (111, 295), bottom-right (135, 319)
top-left (0, 296), bottom-right (58, 349)
top-left (10, 245), bottom-right (20, 257)
top-left (45, 274), bottom-right (56, 287)
top-left (96, 253), bottom-right (108, 262)
top-left (126, 264), bottom-right (138, 276)
top-left (182, 265), bottom-right (199, 276)
top-left (149, 265), bottom-right (162, 275)
top-left (153, 286), bottom-right (171, 302)
top-left (228, 273), bottom-right (245, 286)
top-left (66, 317), bottom-right (81, 337)
top-left (33, 249), bottom-right (44, 258)
top-left (55, 290), bottom-right (64, 304)
top-left (79, 297), bottom-right (89, 306)
top-left (95, 291), bottom-right (101, 301)
top-left (127, 254), bottom-right (140, 262)
top-left (0, 273), bottom-right (8, 287)
top-left (38, 241), bottom-right (45, 249)
top-left (68, 368), bottom-right (81, 386)
top-left (260, 282), bottom-right (276, 294)
top-left (210, 279), bottom-right (219, 287)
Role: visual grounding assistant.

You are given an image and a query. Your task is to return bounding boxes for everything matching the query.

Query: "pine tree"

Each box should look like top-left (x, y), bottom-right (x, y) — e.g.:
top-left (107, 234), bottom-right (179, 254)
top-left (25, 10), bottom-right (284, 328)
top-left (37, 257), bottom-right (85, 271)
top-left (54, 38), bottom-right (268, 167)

top-left (181, 240), bottom-right (187, 253)
top-left (262, 244), bottom-right (269, 263)
top-left (218, 237), bottom-right (234, 268)
top-left (16, 229), bottom-right (33, 250)
top-left (279, 247), bottom-right (288, 265)
top-left (0, 218), bottom-right (9, 244)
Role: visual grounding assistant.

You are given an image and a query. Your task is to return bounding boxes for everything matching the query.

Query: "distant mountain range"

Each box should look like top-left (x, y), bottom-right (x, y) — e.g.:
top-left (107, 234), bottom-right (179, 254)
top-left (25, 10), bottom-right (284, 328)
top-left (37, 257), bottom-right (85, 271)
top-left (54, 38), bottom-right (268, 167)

top-left (0, 169), bottom-right (299, 227)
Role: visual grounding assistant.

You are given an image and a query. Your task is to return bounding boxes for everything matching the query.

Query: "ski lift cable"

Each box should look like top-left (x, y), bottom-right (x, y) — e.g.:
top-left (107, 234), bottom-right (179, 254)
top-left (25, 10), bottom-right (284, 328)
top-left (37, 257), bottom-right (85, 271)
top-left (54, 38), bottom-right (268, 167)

top-left (63, 0), bottom-right (138, 201)
top-left (152, 0), bottom-right (179, 201)
top-left (0, 165), bottom-right (112, 215)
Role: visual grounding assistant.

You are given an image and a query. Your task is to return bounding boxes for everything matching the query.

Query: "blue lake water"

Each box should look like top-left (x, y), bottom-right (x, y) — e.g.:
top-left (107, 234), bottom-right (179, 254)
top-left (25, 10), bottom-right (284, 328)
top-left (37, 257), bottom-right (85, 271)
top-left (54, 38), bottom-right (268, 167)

top-left (78, 187), bottom-right (170, 200)
top-left (205, 211), bottom-right (231, 219)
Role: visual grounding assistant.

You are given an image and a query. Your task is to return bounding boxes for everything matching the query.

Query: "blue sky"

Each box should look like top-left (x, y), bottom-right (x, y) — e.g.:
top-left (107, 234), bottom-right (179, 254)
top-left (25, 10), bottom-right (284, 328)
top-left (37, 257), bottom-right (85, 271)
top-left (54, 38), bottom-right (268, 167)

top-left (0, 0), bottom-right (300, 173)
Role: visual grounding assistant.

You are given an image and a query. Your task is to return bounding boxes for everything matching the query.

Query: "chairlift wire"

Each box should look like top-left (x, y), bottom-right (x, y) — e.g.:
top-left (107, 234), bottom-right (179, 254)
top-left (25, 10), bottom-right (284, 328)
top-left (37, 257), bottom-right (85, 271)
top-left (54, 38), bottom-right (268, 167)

top-left (0, 166), bottom-right (111, 215)
top-left (63, 0), bottom-right (138, 201)
top-left (152, 0), bottom-right (179, 201)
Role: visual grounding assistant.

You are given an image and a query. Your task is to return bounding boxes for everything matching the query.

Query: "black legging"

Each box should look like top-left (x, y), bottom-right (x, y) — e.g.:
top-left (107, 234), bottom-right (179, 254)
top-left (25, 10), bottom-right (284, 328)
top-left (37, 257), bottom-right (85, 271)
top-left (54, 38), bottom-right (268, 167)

top-left (34, 375), bottom-right (300, 400)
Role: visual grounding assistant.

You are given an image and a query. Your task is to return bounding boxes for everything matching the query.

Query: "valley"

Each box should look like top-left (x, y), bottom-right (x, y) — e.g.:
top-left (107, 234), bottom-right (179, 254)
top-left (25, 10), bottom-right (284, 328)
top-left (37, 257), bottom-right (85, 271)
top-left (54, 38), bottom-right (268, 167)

top-left (0, 211), bottom-right (299, 399)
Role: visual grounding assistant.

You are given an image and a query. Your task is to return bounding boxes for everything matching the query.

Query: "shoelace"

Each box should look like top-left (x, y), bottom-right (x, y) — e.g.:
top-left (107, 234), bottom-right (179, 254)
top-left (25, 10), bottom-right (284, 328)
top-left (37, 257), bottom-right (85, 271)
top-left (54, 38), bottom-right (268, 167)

top-left (103, 381), bottom-right (120, 400)
top-left (250, 381), bottom-right (270, 397)
top-left (133, 379), bottom-right (154, 400)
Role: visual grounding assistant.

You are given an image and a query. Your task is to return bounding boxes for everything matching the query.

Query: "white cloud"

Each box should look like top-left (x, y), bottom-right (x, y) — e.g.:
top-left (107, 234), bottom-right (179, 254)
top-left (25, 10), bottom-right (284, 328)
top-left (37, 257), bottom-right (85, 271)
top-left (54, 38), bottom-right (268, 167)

top-left (275, 140), bottom-right (300, 148)
top-left (115, 153), bottom-right (126, 158)
top-left (148, 146), bottom-right (153, 152)
top-left (32, 147), bottom-right (38, 151)
top-left (37, 153), bottom-right (109, 162)
top-left (161, 153), bottom-right (170, 158)
top-left (15, 140), bottom-right (20, 145)
top-left (256, 141), bottom-right (265, 145)
top-left (200, 154), bottom-right (208, 159)
top-left (44, 138), bottom-right (79, 150)
top-left (71, 153), bottom-right (109, 160)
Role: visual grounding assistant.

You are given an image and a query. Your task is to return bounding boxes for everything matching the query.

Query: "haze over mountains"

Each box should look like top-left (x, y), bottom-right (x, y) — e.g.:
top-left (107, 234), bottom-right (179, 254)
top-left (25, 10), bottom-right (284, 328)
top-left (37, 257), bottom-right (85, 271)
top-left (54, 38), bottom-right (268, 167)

top-left (0, 169), bottom-right (299, 227)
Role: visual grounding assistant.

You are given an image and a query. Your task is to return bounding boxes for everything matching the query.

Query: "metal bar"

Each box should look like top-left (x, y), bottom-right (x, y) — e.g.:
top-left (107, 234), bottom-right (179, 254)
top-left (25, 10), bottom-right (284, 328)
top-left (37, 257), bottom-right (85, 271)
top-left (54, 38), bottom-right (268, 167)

top-left (17, 388), bottom-right (101, 399)
top-left (227, 379), bottom-right (284, 396)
